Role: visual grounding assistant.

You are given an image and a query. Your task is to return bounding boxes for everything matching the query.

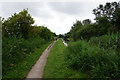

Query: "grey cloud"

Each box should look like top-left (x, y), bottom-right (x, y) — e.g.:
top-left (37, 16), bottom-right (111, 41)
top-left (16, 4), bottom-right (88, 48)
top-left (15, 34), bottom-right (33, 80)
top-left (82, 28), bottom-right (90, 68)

top-left (48, 2), bottom-right (94, 15)
top-left (1, 2), bottom-right (53, 19)
top-left (0, 1), bottom-right (111, 34)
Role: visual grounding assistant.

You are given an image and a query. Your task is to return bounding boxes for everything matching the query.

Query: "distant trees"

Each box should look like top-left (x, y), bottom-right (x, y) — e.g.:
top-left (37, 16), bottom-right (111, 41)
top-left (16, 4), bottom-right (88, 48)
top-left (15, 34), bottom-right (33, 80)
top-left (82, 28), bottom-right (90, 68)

top-left (59, 34), bottom-right (64, 38)
top-left (63, 32), bottom-right (70, 41)
top-left (64, 1), bottom-right (120, 41)
top-left (70, 20), bottom-right (83, 41)
top-left (40, 27), bottom-right (54, 40)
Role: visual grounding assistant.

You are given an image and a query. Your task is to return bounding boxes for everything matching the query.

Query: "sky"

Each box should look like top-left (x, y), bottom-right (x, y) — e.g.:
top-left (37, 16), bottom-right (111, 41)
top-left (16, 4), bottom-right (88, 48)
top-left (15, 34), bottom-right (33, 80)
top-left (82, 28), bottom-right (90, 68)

top-left (0, 0), bottom-right (119, 35)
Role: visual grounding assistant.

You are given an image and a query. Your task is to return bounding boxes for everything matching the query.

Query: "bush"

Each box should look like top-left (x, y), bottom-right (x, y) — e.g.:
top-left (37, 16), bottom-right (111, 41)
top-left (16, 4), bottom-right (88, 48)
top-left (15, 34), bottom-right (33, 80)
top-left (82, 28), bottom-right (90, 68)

top-left (89, 32), bottom-right (119, 53)
top-left (2, 9), bottom-right (55, 77)
top-left (70, 17), bottom-right (114, 41)
top-left (75, 24), bottom-right (99, 40)
top-left (65, 40), bottom-right (119, 78)
top-left (75, 20), bottom-right (112, 41)
top-left (2, 36), bottom-right (46, 76)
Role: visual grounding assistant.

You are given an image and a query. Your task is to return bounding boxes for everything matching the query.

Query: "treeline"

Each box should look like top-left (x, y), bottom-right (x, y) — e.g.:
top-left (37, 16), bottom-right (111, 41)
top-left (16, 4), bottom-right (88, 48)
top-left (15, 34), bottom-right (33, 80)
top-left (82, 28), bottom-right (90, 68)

top-left (64, 1), bottom-right (120, 41)
top-left (2, 9), bottom-right (55, 76)
top-left (64, 1), bottom-right (120, 78)
top-left (2, 9), bottom-right (55, 40)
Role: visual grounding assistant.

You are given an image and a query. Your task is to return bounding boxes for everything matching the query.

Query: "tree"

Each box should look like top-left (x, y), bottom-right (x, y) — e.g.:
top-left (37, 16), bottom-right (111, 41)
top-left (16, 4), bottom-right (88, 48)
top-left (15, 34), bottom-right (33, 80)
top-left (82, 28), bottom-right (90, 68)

top-left (112, 1), bottom-right (120, 28)
top-left (93, 1), bottom-right (120, 22)
top-left (70, 20), bottom-right (83, 41)
top-left (59, 34), bottom-right (64, 38)
top-left (2, 9), bottom-right (34, 39)
top-left (52, 32), bottom-right (57, 37)
top-left (82, 19), bottom-right (91, 26)
top-left (29, 26), bottom-right (42, 38)
top-left (64, 32), bottom-right (71, 41)
top-left (40, 27), bottom-right (53, 40)
top-left (30, 26), bottom-right (54, 40)
top-left (93, 1), bottom-right (120, 30)
top-left (96, 16), bottom-right (112, 34)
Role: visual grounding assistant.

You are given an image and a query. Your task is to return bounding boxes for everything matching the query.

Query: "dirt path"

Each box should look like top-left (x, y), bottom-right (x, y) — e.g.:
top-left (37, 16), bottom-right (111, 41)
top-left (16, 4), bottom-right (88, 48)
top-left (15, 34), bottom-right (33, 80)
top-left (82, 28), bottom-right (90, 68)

top-left (26, 41), bottom-right (56, 79)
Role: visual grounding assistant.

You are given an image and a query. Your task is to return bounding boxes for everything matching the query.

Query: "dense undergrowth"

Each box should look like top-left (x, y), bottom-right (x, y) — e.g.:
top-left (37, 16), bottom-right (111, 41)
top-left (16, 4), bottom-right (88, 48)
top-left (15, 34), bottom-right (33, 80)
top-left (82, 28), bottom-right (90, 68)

top-left (64, 1), bottom-right (120, 78)
top-left (65, 32), bottom-right (120, 78)
top-left (2, 9), bottom-right (55, 78)
top-left (3, 41), bottom-right (52, 78)
top-left (2, 36), bottom-right (46, 76)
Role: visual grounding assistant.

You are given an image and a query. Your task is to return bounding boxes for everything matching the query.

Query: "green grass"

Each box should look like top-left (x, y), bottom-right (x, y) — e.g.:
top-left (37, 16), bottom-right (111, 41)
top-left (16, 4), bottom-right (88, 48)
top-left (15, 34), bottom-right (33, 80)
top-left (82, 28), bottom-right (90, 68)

top-left (3, 41), bottom-right (52, 79)
top-left (43, 39), bottom-right (87, 78)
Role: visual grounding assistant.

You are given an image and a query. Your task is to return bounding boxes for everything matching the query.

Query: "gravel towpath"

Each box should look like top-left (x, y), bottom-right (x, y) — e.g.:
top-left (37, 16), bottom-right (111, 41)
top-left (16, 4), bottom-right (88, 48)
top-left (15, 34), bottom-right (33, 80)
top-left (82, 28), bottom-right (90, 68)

top-left (26, 41), bottom-right (56, 79)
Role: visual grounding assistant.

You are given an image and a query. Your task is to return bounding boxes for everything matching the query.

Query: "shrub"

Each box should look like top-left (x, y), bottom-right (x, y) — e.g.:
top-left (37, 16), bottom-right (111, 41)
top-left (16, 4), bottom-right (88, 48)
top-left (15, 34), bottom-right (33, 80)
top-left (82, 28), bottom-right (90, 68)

top-left (89, 32), bottom-right (119, 52)
top-left (75, 24), bottom-right (99, 40)
top-left (65, 40), bottom-right (119, 78)
top-left (2, 36), bottom-right (45, 76)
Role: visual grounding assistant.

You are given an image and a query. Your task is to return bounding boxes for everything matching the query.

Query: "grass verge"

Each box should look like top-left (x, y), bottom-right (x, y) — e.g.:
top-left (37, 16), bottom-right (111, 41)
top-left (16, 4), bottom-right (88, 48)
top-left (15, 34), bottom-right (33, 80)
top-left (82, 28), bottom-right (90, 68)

top-left (3, 41), bottom-right (52, 79)
top-left (43, 39), bottom-right (87, 78)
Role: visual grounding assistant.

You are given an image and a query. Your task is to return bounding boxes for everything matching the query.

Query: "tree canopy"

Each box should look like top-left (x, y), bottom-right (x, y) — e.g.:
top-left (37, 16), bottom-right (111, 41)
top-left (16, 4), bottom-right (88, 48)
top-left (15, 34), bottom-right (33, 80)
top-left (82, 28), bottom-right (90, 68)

top-left (2, 9), bottom-right (55, 40)
top-left (93, 1), bottom-right (120, 27)
top-left (2, 9), bottom-right (34, 39)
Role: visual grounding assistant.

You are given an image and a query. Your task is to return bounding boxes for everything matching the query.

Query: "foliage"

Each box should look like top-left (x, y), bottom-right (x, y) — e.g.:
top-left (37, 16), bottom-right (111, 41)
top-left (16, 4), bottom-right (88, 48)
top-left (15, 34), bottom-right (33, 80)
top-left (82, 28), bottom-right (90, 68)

top-left (3, 41), bottom-right (52, 78)
top-left (93, 1), bottom-right (120, 29)
top-left (67, 17), bottom-right (112, 41)
top-left (69, 20), bottom-right (83, 41)
top-left (65, 33), bottom-right (119, 78)
top-left (52, 32), bottom-right (57, 37)
top-left (89, 32), bottom-right (119, 53)
top-left (63, 32), bottom-right (71, 41)
top-left (2, 9), bottom-right (55, 78)
top-left (40, 27), bottom-right (54, 41)
top-left (93, 2), bottom-right (118, 20)
top-left (112, 3), bottom-right (120, 28)
top-left (2, 36), bottom-right (46, 76)
top-left (29, 26), bottom-right (54, 41)
top-left (2, 9), bottom-right (34, 39)
top-left (76, 17), bottom-right (112, 40)
top-left (82, 19), bottom-right (91, 26)
top-left (63, 1), bottom-right (120, 78)
top-left (2, 9), bottom-right (54, 40)
top-left (64, 1), bottom-right (120, 41)
top-left (58, 34), bottom-right (64, 38)
top-left (43, 39), bottom-right (86, 78)
top-left (75, 24), bottom-right (99, 40)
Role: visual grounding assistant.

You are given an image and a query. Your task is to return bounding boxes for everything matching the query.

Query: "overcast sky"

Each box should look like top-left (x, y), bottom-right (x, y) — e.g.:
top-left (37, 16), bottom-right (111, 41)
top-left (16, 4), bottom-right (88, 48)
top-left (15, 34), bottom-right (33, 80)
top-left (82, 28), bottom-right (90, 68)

top-left (0, 0), bottom-right (119, 34)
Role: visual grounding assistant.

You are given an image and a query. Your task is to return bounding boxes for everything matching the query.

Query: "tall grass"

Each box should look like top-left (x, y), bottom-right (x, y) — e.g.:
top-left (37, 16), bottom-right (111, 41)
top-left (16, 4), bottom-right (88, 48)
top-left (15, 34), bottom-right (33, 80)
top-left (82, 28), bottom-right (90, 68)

top-left (89, 32), bottom-right (119, 53)
top-left (65, 33), bottom-right (119, 78)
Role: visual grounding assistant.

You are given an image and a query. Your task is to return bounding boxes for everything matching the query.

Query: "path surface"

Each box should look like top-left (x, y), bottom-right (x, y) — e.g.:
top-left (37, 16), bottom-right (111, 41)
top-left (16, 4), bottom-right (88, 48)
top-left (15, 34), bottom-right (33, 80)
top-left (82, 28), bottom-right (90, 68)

top-left (26, 41), bottom-right (56, 79)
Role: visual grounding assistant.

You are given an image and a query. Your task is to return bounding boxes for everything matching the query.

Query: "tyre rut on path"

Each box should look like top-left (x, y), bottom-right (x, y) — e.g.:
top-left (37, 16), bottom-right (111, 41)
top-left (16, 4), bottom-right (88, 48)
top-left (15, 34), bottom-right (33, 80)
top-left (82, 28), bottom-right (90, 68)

top-left (26, 41), bottom-right (56, 79)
